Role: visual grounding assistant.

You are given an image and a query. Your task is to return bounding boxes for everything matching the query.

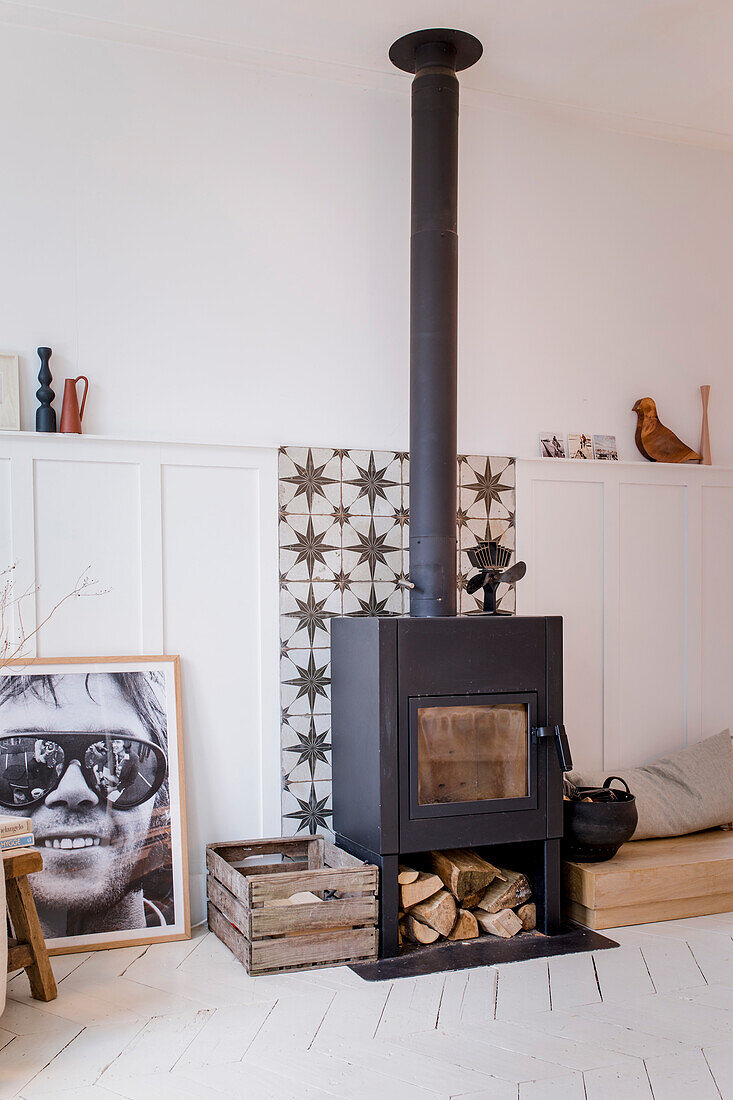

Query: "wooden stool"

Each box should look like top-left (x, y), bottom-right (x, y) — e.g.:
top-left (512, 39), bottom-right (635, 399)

top-left (5, 848), bottom-right (57, 1001)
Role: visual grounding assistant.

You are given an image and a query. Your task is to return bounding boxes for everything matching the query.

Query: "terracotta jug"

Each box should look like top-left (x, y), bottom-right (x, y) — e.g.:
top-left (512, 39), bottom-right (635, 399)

top-left (59, 376), bottom-right (88, 434)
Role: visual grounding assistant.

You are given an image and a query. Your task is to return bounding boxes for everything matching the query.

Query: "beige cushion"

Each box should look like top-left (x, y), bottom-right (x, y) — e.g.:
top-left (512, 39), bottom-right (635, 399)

top-left (567, 730), bottom-right (733, 841)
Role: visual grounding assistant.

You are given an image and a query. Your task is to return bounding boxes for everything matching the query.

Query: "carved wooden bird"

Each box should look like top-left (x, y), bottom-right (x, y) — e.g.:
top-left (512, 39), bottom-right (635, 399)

top-left (632, 397), bottom-right (701, 463)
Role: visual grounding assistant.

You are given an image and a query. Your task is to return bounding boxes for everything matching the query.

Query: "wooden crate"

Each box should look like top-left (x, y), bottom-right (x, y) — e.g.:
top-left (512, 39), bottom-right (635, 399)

top-left (563, 828), bottom-right (733, 929)
top-left (206, 835), bottom-right (378, 975)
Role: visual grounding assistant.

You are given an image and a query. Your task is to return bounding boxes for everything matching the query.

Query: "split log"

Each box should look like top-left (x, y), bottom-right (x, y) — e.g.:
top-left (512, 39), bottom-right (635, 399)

top-left (476, 869), bottom-right (532, 914)
top-left (400, 872), bottom-right (443, 910)
top-left (447, 909), bottom-right (479, 940)
top-left (401, 915), bottom-right (440, 944)
top-left (429, 849), bottom-right (503, 902)
top-left (408, 888), bottom-right (457, 937)
top-left (461, 889), bottom-right (485, 910)
top-left (516, 902), bottom-right (536, 931)
top-left (398, 866), bottom-right (420, 885)
top-left (475, 907), bottom-right (522, 938)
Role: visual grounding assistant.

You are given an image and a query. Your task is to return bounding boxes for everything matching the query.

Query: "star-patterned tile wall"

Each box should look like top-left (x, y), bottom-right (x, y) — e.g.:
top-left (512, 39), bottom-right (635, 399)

top-left (279, 446), bottom-right (516, 837)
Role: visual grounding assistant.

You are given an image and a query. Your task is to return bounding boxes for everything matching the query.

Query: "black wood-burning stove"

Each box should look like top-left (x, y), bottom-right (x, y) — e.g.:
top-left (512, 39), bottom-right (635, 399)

top-left (332, 615), bottom-right (571, 956)
top-left (331, 29), bottom-right (577, 965)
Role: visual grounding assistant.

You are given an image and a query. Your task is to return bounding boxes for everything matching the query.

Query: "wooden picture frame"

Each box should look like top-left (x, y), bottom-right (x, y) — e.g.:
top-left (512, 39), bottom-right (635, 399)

top-left (0, 354), bottom-right (20, 431)
top-left (0, 655), bottom-right (190, 953)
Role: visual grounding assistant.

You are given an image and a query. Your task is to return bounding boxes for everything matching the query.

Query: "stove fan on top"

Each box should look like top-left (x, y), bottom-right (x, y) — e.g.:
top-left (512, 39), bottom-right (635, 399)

top-left (465, 540), bottom-right (527, 614)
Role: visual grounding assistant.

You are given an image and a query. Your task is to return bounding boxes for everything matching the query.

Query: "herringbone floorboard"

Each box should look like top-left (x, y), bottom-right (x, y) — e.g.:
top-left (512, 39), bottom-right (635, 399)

top-left (2, 912), bottom-right (733, 1098)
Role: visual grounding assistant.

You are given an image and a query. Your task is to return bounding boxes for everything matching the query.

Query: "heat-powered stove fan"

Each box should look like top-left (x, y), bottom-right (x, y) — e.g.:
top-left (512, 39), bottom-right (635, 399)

top-left (465, 540), bottom-right (526, 613)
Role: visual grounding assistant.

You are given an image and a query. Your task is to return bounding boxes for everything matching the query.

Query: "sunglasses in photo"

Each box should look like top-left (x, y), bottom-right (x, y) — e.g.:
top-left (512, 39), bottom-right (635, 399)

top-left (0, 732), bottom-right (167, 811)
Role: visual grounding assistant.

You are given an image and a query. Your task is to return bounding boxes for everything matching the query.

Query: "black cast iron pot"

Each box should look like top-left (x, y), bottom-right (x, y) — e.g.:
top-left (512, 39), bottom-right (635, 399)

top-left (563, 776), bottom-right (638, 863)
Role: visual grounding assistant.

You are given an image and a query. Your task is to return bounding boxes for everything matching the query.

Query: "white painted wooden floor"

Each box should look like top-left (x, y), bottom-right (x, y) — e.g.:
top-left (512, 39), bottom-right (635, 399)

top-left (3, 913), bottom-right (733, 1099)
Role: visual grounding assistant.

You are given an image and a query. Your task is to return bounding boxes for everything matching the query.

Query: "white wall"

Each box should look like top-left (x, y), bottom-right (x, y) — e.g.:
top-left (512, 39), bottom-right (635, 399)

top-left (516, 458), bottom-right (733, 773)
top-left (2, 19), bottom-right (733, 461)
top-left (0, 432), bottom-right (281, 924)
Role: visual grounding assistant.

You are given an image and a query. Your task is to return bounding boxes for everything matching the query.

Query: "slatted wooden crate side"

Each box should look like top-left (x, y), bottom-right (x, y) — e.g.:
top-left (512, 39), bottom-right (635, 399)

top-left (249, 896), bottom-right (377, 939)
top-left (249, 867), bottom-right (377, 905)
top-left (206, 846), bottom-right (250, 904)
top-left (323, 840), bottom-right (368, 869)
top-left (205, 841), bottom-right (313, 897)
top-left (206, 835), bottom-right (379, 973)
top-left (250, 928), bottom-right (378, 974)
top-left (211, 836), bottom-right (314, 859)
top-left (207, 900), bottom-right (252, 969)
top-left (207, 874), bottom-right (249, 935)
top-left (208, 895), bottom-right (378, 975)
top-left (308, 836), bottom-right (325, 868)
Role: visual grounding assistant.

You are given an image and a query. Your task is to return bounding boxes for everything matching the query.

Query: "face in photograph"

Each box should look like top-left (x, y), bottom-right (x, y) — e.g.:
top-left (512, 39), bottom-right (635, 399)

top-left (0, 672), bottom-right (170, 938)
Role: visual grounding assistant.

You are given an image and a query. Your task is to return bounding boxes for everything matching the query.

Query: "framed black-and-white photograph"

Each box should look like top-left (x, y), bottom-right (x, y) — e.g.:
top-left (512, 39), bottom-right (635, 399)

top-left (593, 434), bottom-right (619, 461)
top-left (0, 656), bottom-right (189, 953)
top-left (539, 432), bottom-right (566, 458)
top-left (0, 353), bottom-right (20, 431)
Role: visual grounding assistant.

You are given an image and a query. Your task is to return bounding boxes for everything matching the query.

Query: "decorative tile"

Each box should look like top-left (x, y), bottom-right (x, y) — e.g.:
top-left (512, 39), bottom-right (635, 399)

top-left (459, 514), bottom-right (515, 548)
top-left (279, 513), bottom-right (341, 583)
top-left (459, 455), bottom-right (515, 520)
top-left (400, 454), bottom-right (410, 511)
top-left (342, 450), bottom-right (402, 516)
top-left (282, 715), bottom-right (331, 782)
top-left (343, 582), bottom-right (404, 617)
top-left (458, 580), bottom-right (516, 616)
top-left (280, 650), bottom-right (330, 715)
top-left (280, 582), bottom-right (341, 649)
top-left (281, 781), bottom-right (333, 837)
top-left (342, 514), bottom-right (403, 582)
top-left (278, 445), bottom-right (516, 831)
top-left (497, 584), bottom-right (516, 614)
top-left (279, 447), bottom-right (341, 515)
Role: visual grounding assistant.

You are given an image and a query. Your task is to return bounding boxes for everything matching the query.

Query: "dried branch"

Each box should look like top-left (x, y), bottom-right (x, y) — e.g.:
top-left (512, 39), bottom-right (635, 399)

top-left (0, 564), bottom-right (105, 670)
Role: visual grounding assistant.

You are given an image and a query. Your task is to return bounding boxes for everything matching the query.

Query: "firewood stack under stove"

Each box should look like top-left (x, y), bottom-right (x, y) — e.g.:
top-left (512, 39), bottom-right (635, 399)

top-left (398, 849), bottom-right (536, 946)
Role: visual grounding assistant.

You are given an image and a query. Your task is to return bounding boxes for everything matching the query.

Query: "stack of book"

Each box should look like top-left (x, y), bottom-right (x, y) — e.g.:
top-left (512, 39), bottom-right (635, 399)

top-left (0, 815), bottom-right (34, 853)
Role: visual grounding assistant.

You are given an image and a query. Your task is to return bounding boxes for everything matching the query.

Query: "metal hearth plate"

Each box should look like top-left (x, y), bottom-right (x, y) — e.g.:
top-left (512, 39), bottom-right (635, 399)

top-left (350, 922), bottom-right (618, 982)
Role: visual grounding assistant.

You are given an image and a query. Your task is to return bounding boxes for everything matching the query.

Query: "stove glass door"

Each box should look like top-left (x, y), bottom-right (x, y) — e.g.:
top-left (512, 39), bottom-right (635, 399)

top-left (408, 692), bottom-right (537, 818)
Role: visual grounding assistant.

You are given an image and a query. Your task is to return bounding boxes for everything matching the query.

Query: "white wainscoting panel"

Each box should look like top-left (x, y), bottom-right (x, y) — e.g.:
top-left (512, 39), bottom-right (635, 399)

top-left (517, 459), bottom-right (733, 774)
top-left (530, 476), bottom-right (605, 771)
top-left (34, 458), bottom-right (143, 655)
top-left (702, 485), bottom-right (733, 740)
top-left (0, 458), bottom-right (11, 577)
top-left (0, 431), bottom-right (280, 924)
top-left (162, 462), bottom-right (266, 894)
top-left (618, 482), bottom-right (687, 766)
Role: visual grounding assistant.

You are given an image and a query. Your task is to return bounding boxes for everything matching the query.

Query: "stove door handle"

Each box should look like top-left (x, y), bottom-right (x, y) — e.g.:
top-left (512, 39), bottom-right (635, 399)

top-left (533, 724), bottom-right (573, 772)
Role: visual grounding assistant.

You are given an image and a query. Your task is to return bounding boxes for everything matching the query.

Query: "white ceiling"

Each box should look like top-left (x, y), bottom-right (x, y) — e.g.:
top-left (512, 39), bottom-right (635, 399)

top-left (6, 0), bottom-right (733, 143)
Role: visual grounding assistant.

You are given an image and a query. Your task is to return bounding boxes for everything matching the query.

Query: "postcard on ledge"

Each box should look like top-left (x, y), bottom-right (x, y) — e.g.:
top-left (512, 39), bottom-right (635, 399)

top-left (539, 432), bottom-right (566, 458)
top-left (593, 434), bottom-right (618, 460)
top-left (568, 432), bottom-right (593, 460)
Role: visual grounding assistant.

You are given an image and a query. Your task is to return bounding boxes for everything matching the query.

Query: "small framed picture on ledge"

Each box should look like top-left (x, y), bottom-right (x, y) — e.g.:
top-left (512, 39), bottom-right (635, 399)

top-left (539, 432), bottom-right (566, 458)
top-left (0, 353), bottom-right (20, 430)
top-left (0, 656), bottom-right (190, 954)
top-left (593, 434), bottom-right (618, 460)
top-left (568, 433), bottom-right (593, 460)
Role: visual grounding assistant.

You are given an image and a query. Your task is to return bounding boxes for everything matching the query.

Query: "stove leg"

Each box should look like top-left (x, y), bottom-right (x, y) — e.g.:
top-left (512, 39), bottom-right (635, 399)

top-left (541, 838), bottom-right (562, 934)
top-left (334, 835), bottom-right (400, 959)
top-left (379, 854), bottom-right (400, 958)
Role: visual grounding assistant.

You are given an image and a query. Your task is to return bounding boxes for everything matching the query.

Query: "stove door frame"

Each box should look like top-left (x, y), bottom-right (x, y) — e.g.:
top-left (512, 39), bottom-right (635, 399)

top-left (407, 691), bottom-right (539, 820)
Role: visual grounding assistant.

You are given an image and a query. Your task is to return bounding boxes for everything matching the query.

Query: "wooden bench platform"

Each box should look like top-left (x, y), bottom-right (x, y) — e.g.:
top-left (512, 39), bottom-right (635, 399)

top-left (563, 828), bottom-right (733, 929)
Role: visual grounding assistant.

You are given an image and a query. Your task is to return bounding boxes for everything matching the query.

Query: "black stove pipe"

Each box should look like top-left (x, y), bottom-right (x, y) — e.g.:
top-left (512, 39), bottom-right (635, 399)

top-left (390, 29), bottom-right (483, 617)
